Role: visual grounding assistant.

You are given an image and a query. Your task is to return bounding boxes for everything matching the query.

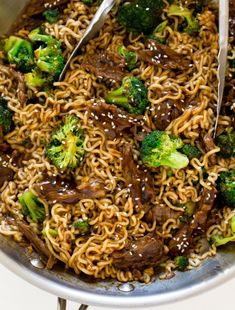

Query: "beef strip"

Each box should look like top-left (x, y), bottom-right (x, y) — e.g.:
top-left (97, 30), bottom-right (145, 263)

top-left (112, 233), bottom-right (164, 269)
top-left (0, 153), bottom-right (15, 188)
top-left (203, 132), bottom-right (217, 164)
top-left (9, 0), bottom-right (69, 33)
top-left (33, 175), bottom-right (105, 204)
top-left (82, 51), bottom-right (128, 83)
top-left (16, 219), bottom-right (51, 259)
top-left (138, 39), bottom-right (189, 71)
top-left (122, 144), bottom-right (155, 213)
top-left (153, 98), bottom-right (199, 130)
top-left (169, 186), bottom-right (217, 255)
top-left (145, 204), bottom-right (183, 225)
top-left (89, 102), bottom-right (143, 138)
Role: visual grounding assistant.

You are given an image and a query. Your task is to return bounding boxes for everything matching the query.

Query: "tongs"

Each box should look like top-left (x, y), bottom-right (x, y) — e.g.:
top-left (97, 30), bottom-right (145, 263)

top-left (214, 0), bottom-right (229, 136)
top-left (59, 0), bottom-right (117, 81)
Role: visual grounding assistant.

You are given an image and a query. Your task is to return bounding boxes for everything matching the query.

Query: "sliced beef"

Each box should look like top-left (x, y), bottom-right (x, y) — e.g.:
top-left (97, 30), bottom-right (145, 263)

top-left (153, 98), bottom-right (198, 130)
top-left (9, 0), bottom-right (69, 33)
top-left (16, 219), bottom-right (51, 259)
top-left (138, 39), bottom-right (189, 71)
top-left (169, 186), bottom-right (217, 255)
top-left (145, 204), bottom-right (183, 225)
top-left (112, 233), bottom-right (164, 269)
top-left (191, 186), bottom-right (217, 230)
top-left (122, 143), bottom-right (155, 213)
top-left (33, 175), bottom-right (105, 204)
top-left (89, 102), bottom-right (143, 139)
top-left (203, 132), bottom-right (217, 164)
top-left (0, 153), bottom-right (14, 188)
top-left (82, 51), bottom-right (128, 83)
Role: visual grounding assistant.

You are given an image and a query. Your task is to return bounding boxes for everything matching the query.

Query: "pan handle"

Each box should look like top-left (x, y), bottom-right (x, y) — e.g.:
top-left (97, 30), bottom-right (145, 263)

top-left (57, 297), bottom-right (89, 310)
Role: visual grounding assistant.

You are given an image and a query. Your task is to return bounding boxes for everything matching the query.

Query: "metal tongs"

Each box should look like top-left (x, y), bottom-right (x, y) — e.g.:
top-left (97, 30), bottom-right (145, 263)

top-left (59, 0), bottom-right (117, 81)
top-left (214, 0), bottom-right (229, 136)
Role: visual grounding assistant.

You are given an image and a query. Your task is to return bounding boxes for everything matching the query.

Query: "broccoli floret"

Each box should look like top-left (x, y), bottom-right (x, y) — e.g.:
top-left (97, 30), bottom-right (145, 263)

top-left (28, 28), bottom-right (64, 85)
top-left (46, 114), bottom-right (85, 171)
top-left (19, 190), bottom-right (45, 223)
top-left (81, 0), bottom-right (94, 5)
top-left (181, 144), bottom-right (202, 160)
top-left (25, 70), bottom-right (48, 88)
top-left (174, 256), bottom-right (189, 271)
top-left (117, 46), bottom-right (138, 71)
top-left (0, 97), bottom-right (13, 133)
top-left (140, 131), bottom-right (189, 169)
top-left (177, 201), bottom-right (196, 223)
top-left (28, 27), bottom-right (60, 47)
top-left (218, 170), bottom-right (235, 207)
top-left (117, 0), bottom-right (164, 34)
top-left (34, 44), bottom-right (64, 80)
top-left (42, 9), bottom-right (60, 24)
top-left (105, 77), bottom-right (149, 115)
top-left (4, 36), bottom-right (34, 73)
top-left (216, 128), bottom-right (235, 158)
top-left (167, 4), bottom-right (200, 35)
top-left (73, 219), bottom-right (90, 235)
top-left (211, 216), bottom-right (235, 246)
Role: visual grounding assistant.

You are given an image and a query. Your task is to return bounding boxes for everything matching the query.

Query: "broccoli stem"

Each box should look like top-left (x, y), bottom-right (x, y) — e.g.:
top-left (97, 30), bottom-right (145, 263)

top-left (160, 151), bottom-right (189, 169)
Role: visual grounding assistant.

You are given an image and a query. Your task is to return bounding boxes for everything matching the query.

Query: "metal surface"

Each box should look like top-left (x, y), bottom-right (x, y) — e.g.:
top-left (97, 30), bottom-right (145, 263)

top-left (214, 0), bottom-right (229, 135)
top-left (59, 0), bottom-right (116, 81)
top-left (0, 0), bottom-right (29, 35)
top-left (1, 234), bottom-right (235, 308)
top-left (57, 298), bottom-right (67, 310)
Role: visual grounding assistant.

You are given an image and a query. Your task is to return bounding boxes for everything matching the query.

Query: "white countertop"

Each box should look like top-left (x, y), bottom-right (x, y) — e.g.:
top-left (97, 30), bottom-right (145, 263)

top-left (0, 263), bottom-right (234, 310)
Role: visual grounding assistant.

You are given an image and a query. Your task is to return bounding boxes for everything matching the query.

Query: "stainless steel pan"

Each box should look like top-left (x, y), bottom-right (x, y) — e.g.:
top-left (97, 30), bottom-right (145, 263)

top-left (0, 0), bottom-right (233, 309)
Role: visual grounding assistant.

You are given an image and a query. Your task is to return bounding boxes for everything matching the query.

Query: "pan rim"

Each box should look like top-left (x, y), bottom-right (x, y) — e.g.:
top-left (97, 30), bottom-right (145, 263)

top-left (1, 247), bottom-right (235, 308)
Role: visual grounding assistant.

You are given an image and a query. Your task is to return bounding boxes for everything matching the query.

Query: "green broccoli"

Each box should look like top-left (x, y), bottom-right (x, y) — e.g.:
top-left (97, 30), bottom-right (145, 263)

top-left (211, 216), bottom-right (235, 247)
top-left (216, 128), bottom-right (235, 158)
top-left (178, 201), bottom-right (196, 223)
top-left (81, 0), bottom-right (94, 5)
top-left (105, 77), bottom-right (149, 115)
top-left (217, 170), bottom-right (235, 207)
top-left (28, 27), bottom-right (60, 47)
top-left (117, 0), bottom-right (164, 34)
top-left (25, 70), bottom-right (49, 88)
top-left (34, 44), bottom-right (64, 81)
top-left (140, 131), bottom-right (189, 169)
top-left (167, 4), bottom-right (200, 35)
top-left (28, 28), bottom-right (64, 85)
top-left (19, 190), bottom-right (46, 223)
top-left (42, 9), bottom-right (60, 24)
top-left (4, 36), bottom-right (34, 73)
top-left (46, 114), bottom-right (85, 171)
top-left (73, 219), bottom-right (90, 235)
top-left (0, 97), bottom-right (13, 133)
top-left (174, 256), bottom-right (189, 271)
top-left (117, 46), bottom-right (138, 71)
top-left (181, 144), bottom-right (202, 160)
